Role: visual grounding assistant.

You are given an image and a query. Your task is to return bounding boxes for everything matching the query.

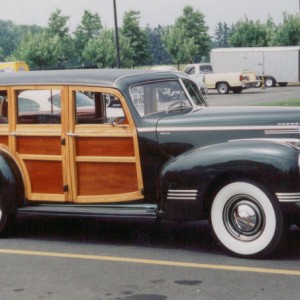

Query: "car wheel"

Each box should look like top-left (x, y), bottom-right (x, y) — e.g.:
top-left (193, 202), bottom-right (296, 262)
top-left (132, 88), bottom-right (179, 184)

top-left (0, 199), bottom-right (14, 236)
top-left (210, 182), bottom-right (284, 258)
top-left (264, 77), bottom-right (276, 87)
top-left (217, 82), bottom-right (229, 94)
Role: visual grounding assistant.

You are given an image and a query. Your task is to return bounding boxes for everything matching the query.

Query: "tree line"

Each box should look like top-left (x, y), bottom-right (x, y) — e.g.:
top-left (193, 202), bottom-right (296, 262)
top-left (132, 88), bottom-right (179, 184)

top-left (0, 6), bottom-right (299, 70)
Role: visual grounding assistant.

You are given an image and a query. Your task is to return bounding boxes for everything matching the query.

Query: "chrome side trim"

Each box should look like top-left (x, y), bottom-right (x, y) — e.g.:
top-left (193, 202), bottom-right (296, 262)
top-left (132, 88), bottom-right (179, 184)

top-left (137, 125), bottom-right (299, 134)
top-left (137, 127), bottom-right (156, 133)
top-left (276, 193), bottom-right (300, 202)
top-left (167, 189), bottom-right (198, 201)
top-left (265, 129), bottom-right (299, 135)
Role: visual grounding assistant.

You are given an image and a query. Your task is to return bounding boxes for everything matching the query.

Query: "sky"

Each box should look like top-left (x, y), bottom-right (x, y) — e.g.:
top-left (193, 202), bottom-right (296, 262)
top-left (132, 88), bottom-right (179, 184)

top-left (0, 0), bottom-right (299, 34)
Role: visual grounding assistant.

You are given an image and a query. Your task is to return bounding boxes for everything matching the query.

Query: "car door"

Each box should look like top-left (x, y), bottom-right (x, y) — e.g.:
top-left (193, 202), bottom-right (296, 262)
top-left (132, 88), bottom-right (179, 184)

top-left (11, 86), bottom-right (69, 202)
top-left (66, 86), bottom-right (144, 203)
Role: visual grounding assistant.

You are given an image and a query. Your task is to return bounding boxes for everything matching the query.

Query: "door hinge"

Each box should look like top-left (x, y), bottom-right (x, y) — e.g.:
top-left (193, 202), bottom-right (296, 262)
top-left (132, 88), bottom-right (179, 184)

top-left (61, 138), bottom-right (66, 146)
top-left (63, 185), bottom-right (69, 192)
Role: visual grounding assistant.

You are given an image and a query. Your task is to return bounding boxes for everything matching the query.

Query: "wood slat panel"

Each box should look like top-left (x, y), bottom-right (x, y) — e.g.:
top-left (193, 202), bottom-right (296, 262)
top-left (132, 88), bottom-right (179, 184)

top-left (24, 160), bottom-right (64, 194)
top-left (17, 136), bottom-right (61, 155)
top-left (0, 135), bottom-right (8, 145)
top-left (76, 137), bottom-right (135, 157)
top-left (77, 162), bottom-right (138, 196)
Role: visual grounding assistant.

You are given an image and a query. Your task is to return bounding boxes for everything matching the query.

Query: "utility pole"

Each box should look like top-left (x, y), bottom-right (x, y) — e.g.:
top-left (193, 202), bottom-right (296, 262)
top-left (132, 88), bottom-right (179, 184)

top-left (113, 0), bottom-right (121, 68)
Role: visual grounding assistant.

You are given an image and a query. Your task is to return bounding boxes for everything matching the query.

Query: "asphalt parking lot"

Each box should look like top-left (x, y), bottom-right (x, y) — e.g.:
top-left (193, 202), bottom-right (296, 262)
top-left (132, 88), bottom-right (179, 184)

top-left (206, 85), bottom-right (300, 106)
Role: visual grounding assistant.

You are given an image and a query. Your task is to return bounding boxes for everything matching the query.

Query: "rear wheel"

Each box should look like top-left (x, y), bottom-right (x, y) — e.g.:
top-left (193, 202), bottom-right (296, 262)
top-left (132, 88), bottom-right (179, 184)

top-left (264, 77), bottom-right (276, 87)
top-left (210, 182), bottom-right (284, 258)
top-left (0, 200), bottom-right (13, 236)
top-left (217, 82), bottom-right (230, 94)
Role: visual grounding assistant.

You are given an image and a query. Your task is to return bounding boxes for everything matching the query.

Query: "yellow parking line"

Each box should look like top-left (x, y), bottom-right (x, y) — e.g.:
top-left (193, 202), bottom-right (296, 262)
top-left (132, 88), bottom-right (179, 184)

top-left (0, 248), bottom-right (300, 276)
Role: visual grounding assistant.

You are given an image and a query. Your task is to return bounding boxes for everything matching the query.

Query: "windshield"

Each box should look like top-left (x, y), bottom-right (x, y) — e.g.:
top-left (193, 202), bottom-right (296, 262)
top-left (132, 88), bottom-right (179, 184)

top-left (129, 80), bottom-right (205, 117)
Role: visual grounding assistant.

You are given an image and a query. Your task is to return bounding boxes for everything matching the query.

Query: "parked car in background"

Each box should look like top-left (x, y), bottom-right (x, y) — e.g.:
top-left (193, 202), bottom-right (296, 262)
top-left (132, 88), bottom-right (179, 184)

top-left (184, 63), bottom-right (259, 94)
top-left (0, 69), bottom-right (300, 259)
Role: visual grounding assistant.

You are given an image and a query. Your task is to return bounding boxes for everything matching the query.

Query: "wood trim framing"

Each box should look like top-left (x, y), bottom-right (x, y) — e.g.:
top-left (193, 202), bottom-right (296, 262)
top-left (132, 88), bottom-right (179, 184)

top-left (0, 84), bottom-right (144, 204)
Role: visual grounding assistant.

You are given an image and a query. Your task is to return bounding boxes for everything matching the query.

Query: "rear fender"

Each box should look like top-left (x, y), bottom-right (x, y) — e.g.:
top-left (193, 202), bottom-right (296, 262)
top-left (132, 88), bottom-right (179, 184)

top-left (0, 147), bottom-right (25, 212)
top-left (158, 140), bottom-right (300, 221)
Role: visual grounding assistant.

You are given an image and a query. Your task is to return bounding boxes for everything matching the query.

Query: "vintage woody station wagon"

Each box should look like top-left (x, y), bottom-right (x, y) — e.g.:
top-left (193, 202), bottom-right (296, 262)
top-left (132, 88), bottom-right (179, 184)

top-left (0, 69), bottom-right (300, 258)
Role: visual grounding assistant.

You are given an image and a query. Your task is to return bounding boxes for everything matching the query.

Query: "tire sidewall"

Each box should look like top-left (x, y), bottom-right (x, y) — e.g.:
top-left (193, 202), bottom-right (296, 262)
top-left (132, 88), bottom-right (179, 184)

top-left (210, 182), bottom-right (283, 257)
top-left (217, 83), bottom-right (229, 94)
top-left (265, 77), bottom-right (275, 87)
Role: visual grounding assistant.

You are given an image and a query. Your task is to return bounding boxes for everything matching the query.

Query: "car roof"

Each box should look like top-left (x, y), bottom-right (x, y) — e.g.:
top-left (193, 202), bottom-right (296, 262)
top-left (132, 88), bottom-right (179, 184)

top-left (0, 69), bottom-right (187, 88)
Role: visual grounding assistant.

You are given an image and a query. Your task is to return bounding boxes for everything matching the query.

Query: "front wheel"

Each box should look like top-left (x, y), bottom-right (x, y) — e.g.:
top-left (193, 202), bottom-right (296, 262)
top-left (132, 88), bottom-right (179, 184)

top-left (210, 182), bottom-right (284, 258)
top-left (217, 82), bottom-right (229, 94)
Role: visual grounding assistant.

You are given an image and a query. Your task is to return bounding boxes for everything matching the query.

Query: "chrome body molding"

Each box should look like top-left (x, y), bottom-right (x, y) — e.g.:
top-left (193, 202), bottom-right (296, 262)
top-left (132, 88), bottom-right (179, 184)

top-left (167, 189), bottom-right (198, 201)
top-left (276, 193), bottom-right (300, 202)
top-left (137, 127), bottom-right (156, 133)
top-left (264, 129), bottom-right (299, 135)
top-left (137, 125), bottom-right (300, 134)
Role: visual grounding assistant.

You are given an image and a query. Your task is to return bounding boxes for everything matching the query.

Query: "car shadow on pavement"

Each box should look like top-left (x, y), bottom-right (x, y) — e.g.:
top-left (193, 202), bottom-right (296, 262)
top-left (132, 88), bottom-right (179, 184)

top-left (12, 215), bottom-right (220, 255)
top-left (9, 215), bottom-right (300, 259)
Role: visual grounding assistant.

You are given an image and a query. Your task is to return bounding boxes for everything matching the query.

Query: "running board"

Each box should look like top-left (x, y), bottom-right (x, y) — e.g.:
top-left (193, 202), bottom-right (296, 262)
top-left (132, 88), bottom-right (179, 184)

top-left (16, 204), bottom-right (158, 219)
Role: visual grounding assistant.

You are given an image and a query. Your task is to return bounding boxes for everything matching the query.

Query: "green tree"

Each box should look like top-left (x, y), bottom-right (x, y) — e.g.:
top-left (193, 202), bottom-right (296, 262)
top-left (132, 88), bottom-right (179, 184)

top-left (16, 31), bottom-right (56, 69)
top-left (265, 16), bottom-right (277, 46)
top-left (273, 12), bottom-right (300, 46)
top-left (0, 20), bottom-right (17, 57)
top-left (0, 47), bottom-right (4, 61)
top-left (229, 17), bottom-right (270, 47)
top-left (46, 9), bottom-right (74, 67)
top-left (163, 25), bottom-right (198, 68)
top-left (120, 10), bottom-right (149, 67)
top-left (214, 22), bottom-right (232, 48)
top-left (82, 29), bottom-right (115, 68)
top-left (119, 33), bottom-right (135, 68)
top-left (145, 25), bottom-right (172, 65)
top-left (163, 6), bottom-right (211, 65)
top-left (74, 10), bottom-right (103, 64)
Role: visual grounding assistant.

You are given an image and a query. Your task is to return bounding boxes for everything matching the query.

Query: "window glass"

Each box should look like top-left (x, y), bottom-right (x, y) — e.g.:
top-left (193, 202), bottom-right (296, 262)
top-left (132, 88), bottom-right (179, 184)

top-left (17, 89), bottom-right (61, 124)
top-left (184, 66), bottom-right (195, 75)
top-left (75, 91), bottom-right (125, 125)
top-left (182, 80), bottom-right (207, 106)
top-left (129, 80), bottom-right (192, 117)
top-left (199, 65), bottom-right (213, 73)
top-left (0, 90), bottom-right (8, 124)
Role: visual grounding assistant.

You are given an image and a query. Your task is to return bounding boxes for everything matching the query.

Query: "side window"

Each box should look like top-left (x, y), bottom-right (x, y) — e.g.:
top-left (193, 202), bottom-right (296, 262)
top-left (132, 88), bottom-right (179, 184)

top-left (0, 90), bottom-right (8, 124)
top-left (74, 91), bottom-right (125, 125)
top-left (17, 89), bottom-right (62, 124)
top-left (185, 67), bottom-right (195, 75)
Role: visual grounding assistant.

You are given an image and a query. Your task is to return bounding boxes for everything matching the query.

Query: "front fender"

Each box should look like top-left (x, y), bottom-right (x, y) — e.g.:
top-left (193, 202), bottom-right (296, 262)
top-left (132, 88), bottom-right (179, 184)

top-left (158, 140), bottom-right (300, 221)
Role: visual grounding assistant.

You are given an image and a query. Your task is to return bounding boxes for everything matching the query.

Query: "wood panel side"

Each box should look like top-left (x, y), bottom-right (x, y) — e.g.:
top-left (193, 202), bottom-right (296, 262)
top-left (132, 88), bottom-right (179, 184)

top-left (17, 136), bottom-right (61, 155)
top-left (77, 162), bottom-right (138, 196)
top-left (24, 160), bottom-right (64, 195)
top-left (76, 137), bottom-right (135, 157)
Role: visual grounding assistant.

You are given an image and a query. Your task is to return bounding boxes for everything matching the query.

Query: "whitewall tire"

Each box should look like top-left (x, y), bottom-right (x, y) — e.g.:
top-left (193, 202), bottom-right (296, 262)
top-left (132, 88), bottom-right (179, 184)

top-left (210, 182), bottom-right (284, 258)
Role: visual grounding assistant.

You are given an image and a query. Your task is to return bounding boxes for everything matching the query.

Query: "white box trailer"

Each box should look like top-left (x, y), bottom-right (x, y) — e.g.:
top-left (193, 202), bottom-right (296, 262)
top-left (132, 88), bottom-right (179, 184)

top-left (211, 47), bottom-right (300, 87)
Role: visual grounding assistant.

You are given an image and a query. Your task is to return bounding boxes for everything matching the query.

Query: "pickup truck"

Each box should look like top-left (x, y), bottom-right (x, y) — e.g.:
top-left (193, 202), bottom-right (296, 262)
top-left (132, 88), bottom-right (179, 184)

top-left (183, 63), bottom-right (259, 94)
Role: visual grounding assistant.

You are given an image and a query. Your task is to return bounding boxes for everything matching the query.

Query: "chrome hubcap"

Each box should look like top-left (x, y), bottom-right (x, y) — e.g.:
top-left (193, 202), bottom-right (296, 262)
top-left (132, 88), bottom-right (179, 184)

top-left (223, 195), bottom-right (265, 241)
